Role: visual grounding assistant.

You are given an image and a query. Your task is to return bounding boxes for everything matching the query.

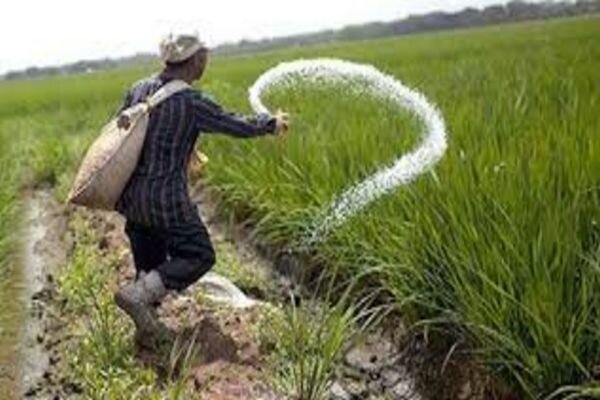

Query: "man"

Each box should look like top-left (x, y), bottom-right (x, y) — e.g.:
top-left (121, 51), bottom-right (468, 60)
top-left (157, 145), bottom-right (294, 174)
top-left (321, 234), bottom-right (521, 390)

top-left (114, 33), bottom-right (289, 341)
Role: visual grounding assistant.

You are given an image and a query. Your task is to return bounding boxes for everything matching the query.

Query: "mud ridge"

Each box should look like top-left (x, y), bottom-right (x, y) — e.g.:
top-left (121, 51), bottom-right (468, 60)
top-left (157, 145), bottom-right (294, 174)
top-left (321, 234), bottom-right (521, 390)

top-left (21, 190), bottom-right (74, 399)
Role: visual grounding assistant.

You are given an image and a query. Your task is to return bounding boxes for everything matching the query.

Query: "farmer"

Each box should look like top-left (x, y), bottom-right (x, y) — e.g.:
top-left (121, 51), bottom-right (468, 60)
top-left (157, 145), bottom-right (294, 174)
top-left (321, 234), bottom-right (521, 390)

top-left (113, 33), bottom-right (289, 341)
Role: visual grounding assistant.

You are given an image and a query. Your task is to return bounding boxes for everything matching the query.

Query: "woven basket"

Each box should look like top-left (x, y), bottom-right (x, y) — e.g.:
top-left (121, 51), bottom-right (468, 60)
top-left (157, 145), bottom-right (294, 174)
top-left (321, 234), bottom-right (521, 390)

top-left (67, 80), bottom-right (190, 210)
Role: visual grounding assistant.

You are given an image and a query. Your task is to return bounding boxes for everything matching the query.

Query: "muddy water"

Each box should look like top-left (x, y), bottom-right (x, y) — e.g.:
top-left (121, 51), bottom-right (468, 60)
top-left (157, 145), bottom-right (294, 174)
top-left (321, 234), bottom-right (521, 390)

top-left (0, 191), bottom-right (66, 399)
top-left (21, 192), bottom-right (54, 396)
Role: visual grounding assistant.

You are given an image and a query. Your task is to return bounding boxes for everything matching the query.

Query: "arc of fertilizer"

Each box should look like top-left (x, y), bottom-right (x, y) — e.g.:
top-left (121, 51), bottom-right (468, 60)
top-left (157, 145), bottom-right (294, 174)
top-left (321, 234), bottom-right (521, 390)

top-left (248, 58), bottom-right (448, 245)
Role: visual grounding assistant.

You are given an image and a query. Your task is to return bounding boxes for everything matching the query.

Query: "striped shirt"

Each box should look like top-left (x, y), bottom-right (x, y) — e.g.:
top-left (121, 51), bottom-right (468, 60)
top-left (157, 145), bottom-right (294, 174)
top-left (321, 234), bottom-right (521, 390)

top-left (115, 75), bottom-right (277, 228)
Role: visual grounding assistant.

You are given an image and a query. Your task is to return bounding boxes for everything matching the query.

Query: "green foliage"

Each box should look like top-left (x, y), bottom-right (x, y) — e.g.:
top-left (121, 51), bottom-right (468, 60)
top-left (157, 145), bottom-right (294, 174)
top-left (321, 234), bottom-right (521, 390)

top-left (261, 274), bottom-right (386, 400)
top-left (0, 128), bottom-right (23, 331)
top-left (71, 289), bottom-right (160, 400)
top-left (30, 136), bottom-right (72, 187)
top-left (166, 329), bottom-right (203, 400)
top-left (0, 159), bottom-right (20, 278)
top-left (56, 214), bottom-right (201, 399)
top-left (202, 17), bottom-right (600, 397)
top-left (57, 214), bottom-right (111, 313)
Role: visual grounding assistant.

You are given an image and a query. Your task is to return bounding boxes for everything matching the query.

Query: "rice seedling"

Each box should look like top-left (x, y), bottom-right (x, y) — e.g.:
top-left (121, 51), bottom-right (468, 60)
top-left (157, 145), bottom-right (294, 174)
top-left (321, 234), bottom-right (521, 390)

top-left (202, 17), bottom-right (600, 396)
top-left (262, 270), bottom-right (388, 400)
top-left (166, 328), bottom-right (203, 400)
top-left (57, 213), bottom-right (201, 399)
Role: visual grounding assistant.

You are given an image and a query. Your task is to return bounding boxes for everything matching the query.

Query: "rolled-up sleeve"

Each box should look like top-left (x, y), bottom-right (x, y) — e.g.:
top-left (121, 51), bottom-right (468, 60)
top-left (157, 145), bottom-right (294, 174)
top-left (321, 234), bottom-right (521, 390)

top-left (191, 91), bottom-right (277, 138)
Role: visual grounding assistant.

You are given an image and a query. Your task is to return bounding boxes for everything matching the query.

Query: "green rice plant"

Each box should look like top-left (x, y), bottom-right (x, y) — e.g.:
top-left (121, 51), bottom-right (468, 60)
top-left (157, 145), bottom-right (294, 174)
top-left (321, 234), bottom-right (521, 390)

top-left (14, 105), bottom-right (116, 194)
top-left (29, 135), bottom-right (72, 187)
top-left (0, 127), bottom-right (23, 275)
top-left (262, 271), bottom-right (387, 400)
top-left (548, 385), bottom-right (600, 400)
top-left (0, 66), bottom-right (154, 120)
top-left (0, 133), bottom-right (24, 362)
top-left (200, 17), bottom-right (600, 397)
top-left (56, 214), bottom-right (204, 399)
top-left (166, 328), bottom-right (202, 400)
top-left (84, 285), bottom-right (132, 370)
top-left (57, 217), bottom-right (112, 314)
top-left (0, 166), bottom-right (19, 279)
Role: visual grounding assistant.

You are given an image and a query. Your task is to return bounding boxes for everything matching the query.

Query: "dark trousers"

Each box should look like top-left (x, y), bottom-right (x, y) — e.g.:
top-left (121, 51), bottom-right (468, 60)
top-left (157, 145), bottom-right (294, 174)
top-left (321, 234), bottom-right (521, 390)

top-left (124, 218), bottom-right (216, 291)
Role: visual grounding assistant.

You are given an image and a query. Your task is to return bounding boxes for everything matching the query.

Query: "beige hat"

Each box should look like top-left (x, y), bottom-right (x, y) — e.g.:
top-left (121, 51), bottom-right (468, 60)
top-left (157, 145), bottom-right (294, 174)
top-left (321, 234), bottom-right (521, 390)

top-left (159, 33), bottom-right (207, 64)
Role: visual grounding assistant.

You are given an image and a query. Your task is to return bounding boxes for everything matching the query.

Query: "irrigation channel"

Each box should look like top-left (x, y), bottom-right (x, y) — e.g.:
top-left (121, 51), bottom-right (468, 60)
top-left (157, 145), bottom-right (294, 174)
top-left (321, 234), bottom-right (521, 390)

top-left (0, 191), bottom-right (69, 399)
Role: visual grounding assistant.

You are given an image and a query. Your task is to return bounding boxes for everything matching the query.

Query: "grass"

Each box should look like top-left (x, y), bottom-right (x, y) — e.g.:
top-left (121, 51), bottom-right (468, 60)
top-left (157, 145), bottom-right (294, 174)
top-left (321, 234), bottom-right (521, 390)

top-left (57, 212), bottom-right (203, 399)
top-left (200, 17), bottom-right (600, 397)
top-left (0, 134), bottom-right (24, 400)
top-left (0, 154), bottom-right (20, 280)
top-left (0, 15), bottom-right (597, 398)
top-left (260, 272), bottom-right (386, 400)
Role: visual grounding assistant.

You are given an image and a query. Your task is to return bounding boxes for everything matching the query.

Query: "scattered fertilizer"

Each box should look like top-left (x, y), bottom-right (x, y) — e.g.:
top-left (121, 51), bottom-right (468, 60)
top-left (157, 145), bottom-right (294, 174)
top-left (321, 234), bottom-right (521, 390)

top-left (248, 58), bottom-right (448, 244)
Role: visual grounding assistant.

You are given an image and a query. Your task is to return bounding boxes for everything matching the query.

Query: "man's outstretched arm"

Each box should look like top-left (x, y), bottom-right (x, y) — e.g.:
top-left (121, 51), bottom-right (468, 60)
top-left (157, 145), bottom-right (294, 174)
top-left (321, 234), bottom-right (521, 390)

top-left (192, 92), bottom-right (288, 138)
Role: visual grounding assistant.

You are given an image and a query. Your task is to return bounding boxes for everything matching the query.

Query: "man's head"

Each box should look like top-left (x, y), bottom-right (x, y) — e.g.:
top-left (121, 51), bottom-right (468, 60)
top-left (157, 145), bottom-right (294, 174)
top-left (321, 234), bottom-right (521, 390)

top-left (160, 33), bottom-right (209, 82)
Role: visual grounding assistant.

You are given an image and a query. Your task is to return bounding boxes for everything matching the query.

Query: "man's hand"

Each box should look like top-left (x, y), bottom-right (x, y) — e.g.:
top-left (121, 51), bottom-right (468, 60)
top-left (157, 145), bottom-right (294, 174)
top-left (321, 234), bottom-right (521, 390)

top-left (273, 109), bottom-right (290, 136)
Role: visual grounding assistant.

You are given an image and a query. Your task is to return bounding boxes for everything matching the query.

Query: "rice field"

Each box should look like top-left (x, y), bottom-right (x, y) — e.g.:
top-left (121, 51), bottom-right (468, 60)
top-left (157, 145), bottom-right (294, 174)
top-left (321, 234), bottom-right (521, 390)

top-left (0, 15), bottom-right (598, 398)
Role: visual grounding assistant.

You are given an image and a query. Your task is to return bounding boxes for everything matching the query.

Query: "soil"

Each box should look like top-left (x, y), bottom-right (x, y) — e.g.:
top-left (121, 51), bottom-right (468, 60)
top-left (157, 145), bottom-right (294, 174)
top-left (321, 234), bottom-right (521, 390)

top-left (15, 186), bottom-right (487, 400)
top-left (16, 190), bottom-right (72, 399)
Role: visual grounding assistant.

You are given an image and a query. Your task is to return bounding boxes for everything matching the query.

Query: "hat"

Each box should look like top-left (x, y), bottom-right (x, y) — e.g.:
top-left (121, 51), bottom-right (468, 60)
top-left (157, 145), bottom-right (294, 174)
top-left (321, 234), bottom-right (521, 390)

top-left (159, 33), bottom-right (207, 64)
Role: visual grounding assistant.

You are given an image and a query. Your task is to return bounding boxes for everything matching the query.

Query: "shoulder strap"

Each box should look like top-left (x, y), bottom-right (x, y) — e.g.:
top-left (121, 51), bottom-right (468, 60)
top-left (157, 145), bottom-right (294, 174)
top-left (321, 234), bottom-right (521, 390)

top-left (146, 80), bottom-right (191, 109)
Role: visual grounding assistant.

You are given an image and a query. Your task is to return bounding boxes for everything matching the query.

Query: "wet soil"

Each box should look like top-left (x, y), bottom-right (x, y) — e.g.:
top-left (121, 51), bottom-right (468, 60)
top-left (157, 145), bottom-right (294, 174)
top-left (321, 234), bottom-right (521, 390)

top-left (0, 191), bottom-right (70, 399)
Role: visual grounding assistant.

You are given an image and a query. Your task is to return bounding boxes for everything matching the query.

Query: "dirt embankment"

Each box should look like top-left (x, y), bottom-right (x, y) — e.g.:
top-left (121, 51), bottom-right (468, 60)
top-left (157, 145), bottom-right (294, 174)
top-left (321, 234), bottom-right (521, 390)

top-left (18, 187), bottom-right (485, 399)
top-left (14, 191), bottom-right (70, 399)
